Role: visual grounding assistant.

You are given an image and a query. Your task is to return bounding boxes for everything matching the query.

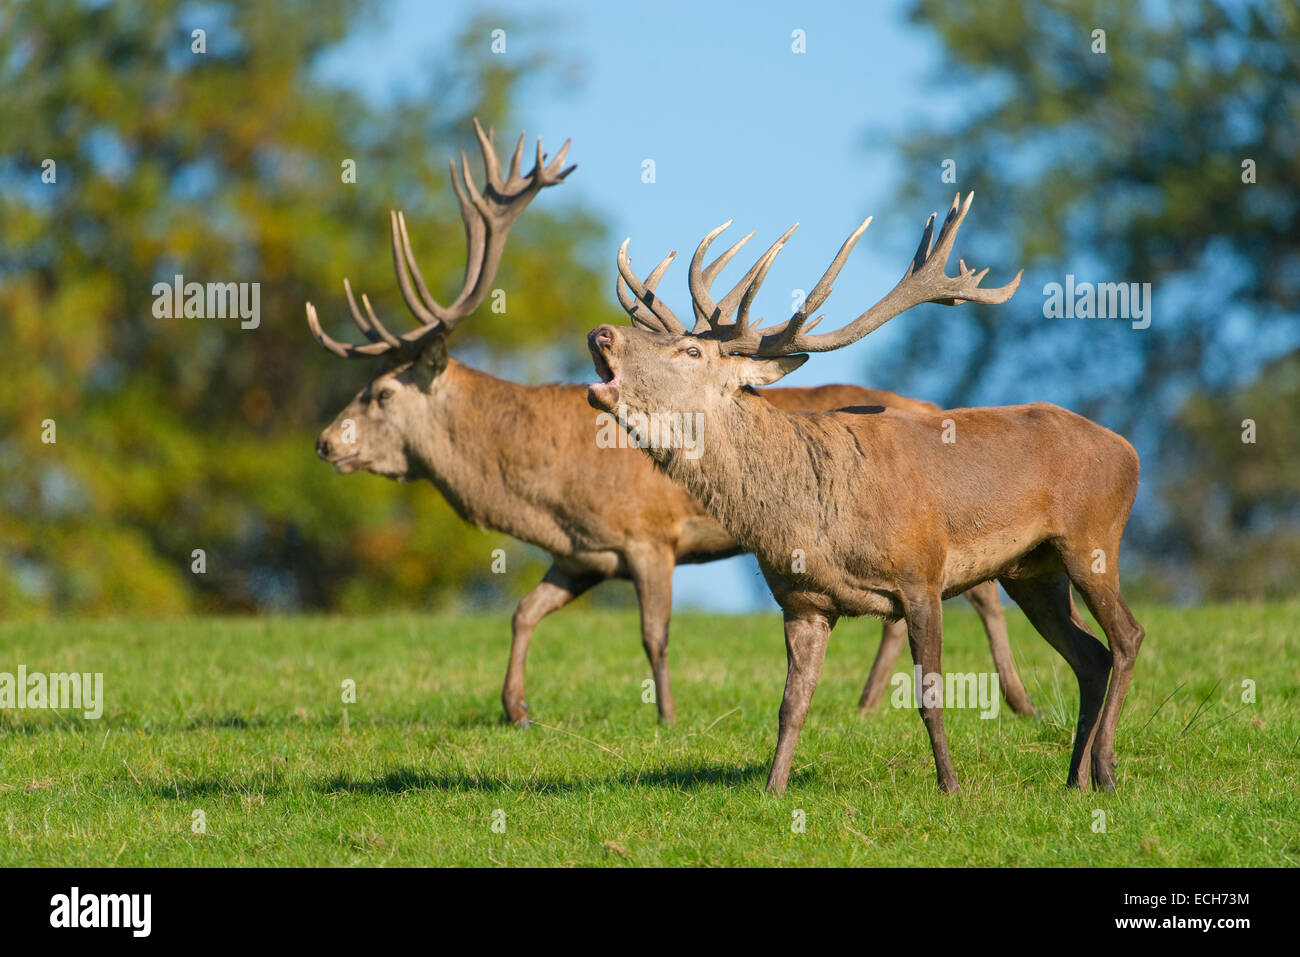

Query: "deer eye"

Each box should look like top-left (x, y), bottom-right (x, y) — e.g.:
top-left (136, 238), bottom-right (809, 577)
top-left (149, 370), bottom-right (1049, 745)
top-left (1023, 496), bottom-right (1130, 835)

top-left (376, 388), bottom-right (394, 403)
top-left (684, 346), bottom-right (701, 359)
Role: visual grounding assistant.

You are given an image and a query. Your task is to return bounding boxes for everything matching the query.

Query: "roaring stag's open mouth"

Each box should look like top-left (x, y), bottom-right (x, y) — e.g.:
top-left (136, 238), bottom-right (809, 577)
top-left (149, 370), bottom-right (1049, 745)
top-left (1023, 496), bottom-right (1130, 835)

top-left (587, 335), bottom-right (620, 410)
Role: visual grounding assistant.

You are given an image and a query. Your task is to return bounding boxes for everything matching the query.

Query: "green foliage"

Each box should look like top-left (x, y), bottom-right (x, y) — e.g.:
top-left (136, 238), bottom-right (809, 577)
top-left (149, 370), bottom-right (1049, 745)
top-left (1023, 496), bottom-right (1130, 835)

top-left (1, 605), bottom-right (1295, 865)
top-left (891, 0), bottom-right (1299, 598)
top-left (1161, 352), bottom-right (1300, 600)
top-left (0, 1), bottom-right (619, 614)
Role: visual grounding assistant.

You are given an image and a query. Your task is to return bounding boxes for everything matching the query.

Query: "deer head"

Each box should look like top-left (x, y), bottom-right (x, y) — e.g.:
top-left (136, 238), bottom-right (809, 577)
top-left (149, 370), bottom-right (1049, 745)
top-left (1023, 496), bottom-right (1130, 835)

top-left (306, 119), bottom-right (574, 479)
top-left (587, 192), bottom-right (1022, 460)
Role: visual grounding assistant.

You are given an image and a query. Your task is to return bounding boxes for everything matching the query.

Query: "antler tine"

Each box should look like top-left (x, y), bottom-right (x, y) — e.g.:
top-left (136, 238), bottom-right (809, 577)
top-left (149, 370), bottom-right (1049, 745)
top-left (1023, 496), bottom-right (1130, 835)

top-left (390, 210), bottom-right (448, 329)
top-left (702, 231), bottom-right (755, 287)
top-left (530, 135), bottom-right (575, 188)
top-left (688, 223), bottom-right (798, 335)
top-left (618, 273), bottom-right (681, 334)
top-left (615, 245), bottom-right (679, 334)
top-left (687, 222), bottom-right (755, 332)
top-left (343, 278), bottom-right (400, 347)
top-left (727, 231), bottom-right (789, 344)
top-left (759, 217), bottom-right (871, 352)
top-left (508, 131), bottom-right (524, 183)
top-left (802, 216), bottom-right (872, 315)
top-left (713, 223), bottom-right (798, 326)
top-left (306, 302), bottom-right (402, 359)
top-left (906, 211), bottom-right (937, 279)
top-left (644, 249), bottom-right (677, 293)
top-left (616, 240), bottom-right (685, 334)
top-left (357, 291), bottom-right (404, 348)
top-left (749, 192), bottom-right (1021, 356)
top-left (686, 221), bottom-right (730, 325)
top-left (447, 159), bottom-right (488, 300)
top-left (342, 278), bottom-right (381, 342)
top-left (928, 192), bottom-right (971, 276)
top-left (640, 249), bottom-right (681, 333)
top-left (616, 273), bottom-right (661, 332)
top-left (472, 117), bottom-right (504, 192)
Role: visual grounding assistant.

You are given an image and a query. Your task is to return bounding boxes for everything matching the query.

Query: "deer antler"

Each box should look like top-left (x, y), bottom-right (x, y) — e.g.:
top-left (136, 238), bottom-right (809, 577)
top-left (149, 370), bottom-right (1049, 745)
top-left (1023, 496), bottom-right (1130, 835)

top-left (306, 118), bottom-right (575, 360)
top-left (616, 243), bottom-right (683, 334)
top-left (615, 192), bottom-right (1022, 357)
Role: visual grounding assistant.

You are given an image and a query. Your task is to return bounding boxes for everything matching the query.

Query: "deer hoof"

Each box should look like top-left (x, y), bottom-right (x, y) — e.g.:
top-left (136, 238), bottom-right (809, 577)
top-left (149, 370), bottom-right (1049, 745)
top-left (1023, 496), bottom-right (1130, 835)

top-left (502, 697), bottom-right (529, 727)
top-left (1091, 755), bottom-right (1118, 792)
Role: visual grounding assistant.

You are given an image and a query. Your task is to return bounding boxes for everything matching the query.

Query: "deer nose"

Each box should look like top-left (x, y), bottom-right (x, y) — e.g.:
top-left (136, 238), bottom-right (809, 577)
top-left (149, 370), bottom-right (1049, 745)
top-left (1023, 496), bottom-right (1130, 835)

top-left (316, 435), bottom-right (331, 460)
top-left (589, 325), bottom-right (616, 348)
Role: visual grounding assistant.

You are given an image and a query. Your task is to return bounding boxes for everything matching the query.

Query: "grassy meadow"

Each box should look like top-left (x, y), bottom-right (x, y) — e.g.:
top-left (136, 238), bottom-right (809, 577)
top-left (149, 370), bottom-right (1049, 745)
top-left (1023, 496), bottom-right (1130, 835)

top-left (0, 602), bottom-right (1296, 866)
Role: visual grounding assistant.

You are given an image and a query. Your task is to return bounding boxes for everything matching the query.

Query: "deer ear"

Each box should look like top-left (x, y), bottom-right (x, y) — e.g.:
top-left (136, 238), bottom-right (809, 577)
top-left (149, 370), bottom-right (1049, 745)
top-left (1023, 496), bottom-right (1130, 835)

top-left (738, 354), bottom-right (808, 387)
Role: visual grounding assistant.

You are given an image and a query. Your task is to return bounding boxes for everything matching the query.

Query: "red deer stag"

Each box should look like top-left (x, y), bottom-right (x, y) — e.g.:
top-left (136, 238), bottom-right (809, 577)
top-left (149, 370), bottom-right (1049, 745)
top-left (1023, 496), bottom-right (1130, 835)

top-left (590, 192), bottom-right (1143, 794)
top-left (304, 121), bottom-right (1035, 726)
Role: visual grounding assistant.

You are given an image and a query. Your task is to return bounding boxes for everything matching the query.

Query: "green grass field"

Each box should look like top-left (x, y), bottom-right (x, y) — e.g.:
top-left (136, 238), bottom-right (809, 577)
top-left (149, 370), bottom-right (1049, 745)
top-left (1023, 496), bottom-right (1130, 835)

top-left (1, 602), bottom-right (1297, 866)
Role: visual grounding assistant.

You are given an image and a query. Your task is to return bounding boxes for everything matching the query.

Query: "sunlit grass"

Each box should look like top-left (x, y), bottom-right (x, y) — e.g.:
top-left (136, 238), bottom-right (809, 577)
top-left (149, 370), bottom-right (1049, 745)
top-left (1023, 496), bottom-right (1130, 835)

top-left (1, 603), bottom-right (1296, 866)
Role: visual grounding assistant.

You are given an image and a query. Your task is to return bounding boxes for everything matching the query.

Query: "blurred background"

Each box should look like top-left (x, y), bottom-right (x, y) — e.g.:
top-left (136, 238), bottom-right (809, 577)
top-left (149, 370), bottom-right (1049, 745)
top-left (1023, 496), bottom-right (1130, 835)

top-left (1, 0), bottom-right (1296, 617)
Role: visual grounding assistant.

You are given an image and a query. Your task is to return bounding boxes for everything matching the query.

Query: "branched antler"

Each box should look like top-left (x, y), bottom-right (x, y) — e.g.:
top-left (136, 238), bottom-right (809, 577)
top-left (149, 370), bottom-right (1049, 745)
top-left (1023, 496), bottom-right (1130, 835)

top-left (614, 192), bottom-right (1022, 356)
top-left (306, 118), bottom-right (575, 360)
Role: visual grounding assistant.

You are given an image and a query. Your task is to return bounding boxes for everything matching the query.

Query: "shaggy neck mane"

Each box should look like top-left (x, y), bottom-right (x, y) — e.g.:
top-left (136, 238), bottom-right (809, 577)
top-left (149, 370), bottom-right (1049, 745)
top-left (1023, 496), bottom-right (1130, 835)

top-left (648, 390), bottom-right (869, 566)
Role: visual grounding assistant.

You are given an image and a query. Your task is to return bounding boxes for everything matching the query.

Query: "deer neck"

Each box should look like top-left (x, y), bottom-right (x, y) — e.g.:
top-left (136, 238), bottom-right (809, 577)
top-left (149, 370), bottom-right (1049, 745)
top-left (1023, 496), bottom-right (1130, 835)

top-left (404, 358), bottom-right (560, 540)
top-left (649, 390), bottom-right (855, 566)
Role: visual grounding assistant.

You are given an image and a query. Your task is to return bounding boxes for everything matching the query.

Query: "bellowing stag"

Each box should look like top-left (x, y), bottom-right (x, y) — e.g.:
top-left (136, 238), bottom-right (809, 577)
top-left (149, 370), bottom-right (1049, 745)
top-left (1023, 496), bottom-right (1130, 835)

top-left (590, 193), bottom-right (1143, 793)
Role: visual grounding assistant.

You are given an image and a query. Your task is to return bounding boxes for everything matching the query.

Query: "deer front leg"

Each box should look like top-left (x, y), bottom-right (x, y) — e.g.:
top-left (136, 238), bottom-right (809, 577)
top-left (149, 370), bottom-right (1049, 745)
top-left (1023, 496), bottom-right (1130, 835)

top-left (904, 592), bottom-right (960, 793)
top-left (858, 618), bottom-right (908, 713)
top-left (627, 545), bottom-right (677, 723)
top-left (963, 581), bottom-right (1037, 717)
top-left (503, 564), bottom-right (601, 727)
top-left (766, 612), bottom-right (834, 796)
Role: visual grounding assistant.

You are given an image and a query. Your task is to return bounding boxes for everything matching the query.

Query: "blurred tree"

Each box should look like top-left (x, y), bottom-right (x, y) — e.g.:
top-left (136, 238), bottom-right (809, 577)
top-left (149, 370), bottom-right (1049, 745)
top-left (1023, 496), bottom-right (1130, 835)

top-left (1160, 349), bottom-right (1300, 601)
top-left (0, 0), bottom-right (619, 615)
top-left (886, 0), bottom-right (1298, 597)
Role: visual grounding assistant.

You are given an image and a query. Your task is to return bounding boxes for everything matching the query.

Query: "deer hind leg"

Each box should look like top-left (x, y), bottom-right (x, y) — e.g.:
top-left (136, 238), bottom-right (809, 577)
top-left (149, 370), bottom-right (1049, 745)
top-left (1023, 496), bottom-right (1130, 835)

top-left (963, 580), bottom-right (1037, 717)
top-left (627, 545), bottom-right (678, 723)
top-left (503, 564), bottom-right (601, 727)
top-left (1059, 546), bottom-right (1145, 792)
top-left (858, 618), bottom-right (908, 713)
top-left (902, 591), bottom-right (961, 793)
top-left (1000, 567), bottom-right (1111, 789)
top-left (766, 612), bottom-right (834, 796)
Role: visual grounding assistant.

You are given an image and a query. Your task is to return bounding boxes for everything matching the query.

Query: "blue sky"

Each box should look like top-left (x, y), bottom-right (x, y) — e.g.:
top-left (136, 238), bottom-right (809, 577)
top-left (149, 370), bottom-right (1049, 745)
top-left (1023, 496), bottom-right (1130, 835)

top-left (322, 0), bottom-right (985, 610)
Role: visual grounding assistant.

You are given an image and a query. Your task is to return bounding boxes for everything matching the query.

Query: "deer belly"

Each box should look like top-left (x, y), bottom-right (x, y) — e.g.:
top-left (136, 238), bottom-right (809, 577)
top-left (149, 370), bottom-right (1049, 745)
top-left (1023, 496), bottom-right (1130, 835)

top-left (941, 529), bottom-right (1045, 594)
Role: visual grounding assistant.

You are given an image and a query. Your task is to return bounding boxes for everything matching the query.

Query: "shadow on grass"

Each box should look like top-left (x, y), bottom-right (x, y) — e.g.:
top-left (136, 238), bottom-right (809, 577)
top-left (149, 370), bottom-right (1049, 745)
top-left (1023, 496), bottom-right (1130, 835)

top-left (0, 712), bottom-right (313, 735)
top-left (322, 761), bottom-right (774, 796)
top-left (0, 709), bottom-right (504, 736)
top-left (143, 759), bottom-right (777, 802)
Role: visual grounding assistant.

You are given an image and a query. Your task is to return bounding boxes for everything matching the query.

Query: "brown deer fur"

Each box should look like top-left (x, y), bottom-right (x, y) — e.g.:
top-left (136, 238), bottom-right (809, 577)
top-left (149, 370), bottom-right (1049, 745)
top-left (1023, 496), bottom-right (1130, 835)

top-left (314, 346), bottom-right (1034, 725)
top-left (306, 124), bottom-right (1032, 729)
top-left (592, 193), bottom-right (1144, 794)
